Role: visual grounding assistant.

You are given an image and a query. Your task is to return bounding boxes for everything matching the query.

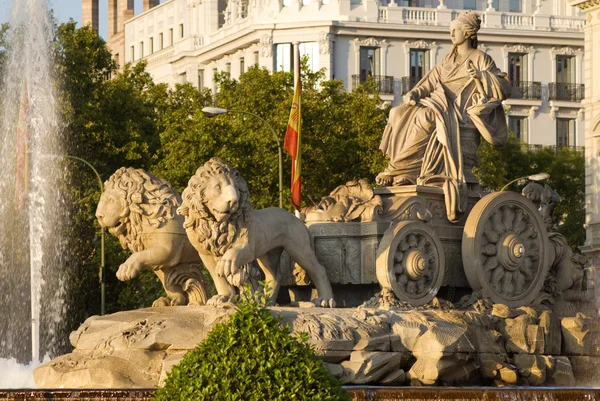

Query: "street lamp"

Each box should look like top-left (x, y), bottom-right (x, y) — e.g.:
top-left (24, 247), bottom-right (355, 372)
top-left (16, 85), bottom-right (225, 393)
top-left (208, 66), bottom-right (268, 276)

top-left (43, 154), bottom-right (106, 315)
top-left (64, 156), bottom-right (106, 315)
top-left (500, 172), bottom-right (550, 192)
top-left (201, 107), bottom-right (284, 209)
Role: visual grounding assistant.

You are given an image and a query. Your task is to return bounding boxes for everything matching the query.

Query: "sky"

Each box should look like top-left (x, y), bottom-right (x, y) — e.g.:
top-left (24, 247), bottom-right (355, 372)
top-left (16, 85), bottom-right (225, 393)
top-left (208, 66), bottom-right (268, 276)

top-left (0, 0), bottom-right (166, 40)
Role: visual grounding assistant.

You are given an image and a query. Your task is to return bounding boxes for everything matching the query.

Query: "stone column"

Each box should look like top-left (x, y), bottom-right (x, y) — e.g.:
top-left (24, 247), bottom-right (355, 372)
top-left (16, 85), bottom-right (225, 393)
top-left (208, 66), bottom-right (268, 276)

top-left (108, 0), bottom-right (117, 37)
top-left (82, 0), bottom-right (99, 32)
top-left (569, 0), bottom-right (600, 271)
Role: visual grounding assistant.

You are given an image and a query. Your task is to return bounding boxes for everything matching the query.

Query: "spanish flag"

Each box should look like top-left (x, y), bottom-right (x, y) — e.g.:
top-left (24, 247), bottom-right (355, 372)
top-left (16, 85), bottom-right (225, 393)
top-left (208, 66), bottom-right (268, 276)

top-left (284, 48), bottom-right (302, 211)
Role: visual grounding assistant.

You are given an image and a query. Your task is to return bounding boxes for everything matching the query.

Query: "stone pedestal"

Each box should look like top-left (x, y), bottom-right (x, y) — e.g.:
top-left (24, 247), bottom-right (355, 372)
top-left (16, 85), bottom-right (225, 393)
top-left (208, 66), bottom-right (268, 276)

top-left (34, 302), bottom-right (600, 388)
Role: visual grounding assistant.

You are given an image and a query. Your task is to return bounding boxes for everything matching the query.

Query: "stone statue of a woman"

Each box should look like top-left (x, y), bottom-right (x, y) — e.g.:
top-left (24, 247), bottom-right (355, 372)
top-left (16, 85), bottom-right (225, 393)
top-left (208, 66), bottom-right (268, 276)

top-left (376, 10), bottom-right (511, 222)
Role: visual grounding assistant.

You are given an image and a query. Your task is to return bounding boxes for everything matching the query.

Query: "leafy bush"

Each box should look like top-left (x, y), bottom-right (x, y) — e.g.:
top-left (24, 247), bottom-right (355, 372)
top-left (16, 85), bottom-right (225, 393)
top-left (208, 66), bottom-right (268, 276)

top-left (154, 290), bottom-right (350, 401)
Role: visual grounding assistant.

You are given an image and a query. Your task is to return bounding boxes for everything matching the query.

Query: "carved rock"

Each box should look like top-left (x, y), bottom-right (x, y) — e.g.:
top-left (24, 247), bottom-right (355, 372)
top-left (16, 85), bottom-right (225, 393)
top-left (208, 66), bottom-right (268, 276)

top-left (34, 302), bottom-right (600, 388)
top-left (304, 179), bottom-right (383, 223)
top-left (513, 354), bottom-right (547, 385)
top-left (340, 351), bottom-right (404, 384)
top-left (561, 313), bottom-right (600, 356)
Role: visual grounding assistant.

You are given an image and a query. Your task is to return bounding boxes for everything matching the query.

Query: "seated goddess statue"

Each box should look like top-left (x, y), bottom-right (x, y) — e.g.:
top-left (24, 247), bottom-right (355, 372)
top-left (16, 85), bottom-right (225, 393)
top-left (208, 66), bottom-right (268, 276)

top-left (376, 11), bottom-right (511, 222)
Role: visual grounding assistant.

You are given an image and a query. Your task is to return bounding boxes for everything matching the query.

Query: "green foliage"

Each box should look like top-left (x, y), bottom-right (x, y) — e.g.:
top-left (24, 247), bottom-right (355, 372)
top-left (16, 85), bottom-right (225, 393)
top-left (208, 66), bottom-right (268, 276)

top-left (154, 289), bottom-right (349, 401)
top-left (156, 58), bottom-right (388, 210)
top-left (54, 22), bottom-right (166, 318)
top-left (474, 136), bottom-right (585, 249)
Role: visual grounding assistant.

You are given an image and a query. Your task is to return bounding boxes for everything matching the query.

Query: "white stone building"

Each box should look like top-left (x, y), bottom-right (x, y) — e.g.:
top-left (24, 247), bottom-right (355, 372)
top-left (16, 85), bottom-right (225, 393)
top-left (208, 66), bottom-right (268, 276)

top-left (120, 0), bottom-right (585, 149)
top-left (569, 0), bottom-right (600, 267)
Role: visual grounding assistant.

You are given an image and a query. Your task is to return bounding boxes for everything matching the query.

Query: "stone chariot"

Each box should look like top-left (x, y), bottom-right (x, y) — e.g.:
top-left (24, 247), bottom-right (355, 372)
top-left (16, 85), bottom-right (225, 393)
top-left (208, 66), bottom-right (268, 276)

top-left (286, 141), bottom-right (552, 309)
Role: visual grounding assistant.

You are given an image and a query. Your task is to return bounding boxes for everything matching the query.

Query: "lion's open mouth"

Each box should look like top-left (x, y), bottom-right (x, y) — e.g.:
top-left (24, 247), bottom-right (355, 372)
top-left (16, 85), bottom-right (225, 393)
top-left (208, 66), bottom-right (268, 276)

top-left (108, 221), bottom-right (125, 235)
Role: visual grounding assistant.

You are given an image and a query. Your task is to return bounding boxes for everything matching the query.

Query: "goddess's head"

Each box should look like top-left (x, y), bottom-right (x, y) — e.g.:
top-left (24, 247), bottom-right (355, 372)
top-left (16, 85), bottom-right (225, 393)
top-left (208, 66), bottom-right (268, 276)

top-left (450, 11), bottom-right (481, 49)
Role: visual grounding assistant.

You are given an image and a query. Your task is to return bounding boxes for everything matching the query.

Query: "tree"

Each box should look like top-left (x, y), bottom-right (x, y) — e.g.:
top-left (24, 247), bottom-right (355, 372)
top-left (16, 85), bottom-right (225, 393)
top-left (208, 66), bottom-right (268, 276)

top-left (155, 60), bottom-right (388, 210)
top-left (54, 22), bottom-right (165, 319)
top-left (474, 136), bottom-right (585, 249)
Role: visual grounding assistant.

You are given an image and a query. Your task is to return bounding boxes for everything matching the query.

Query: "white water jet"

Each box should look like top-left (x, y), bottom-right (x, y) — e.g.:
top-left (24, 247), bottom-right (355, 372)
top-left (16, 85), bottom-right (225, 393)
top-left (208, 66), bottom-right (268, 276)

top-left (0, 0), bottom-right (70, 369)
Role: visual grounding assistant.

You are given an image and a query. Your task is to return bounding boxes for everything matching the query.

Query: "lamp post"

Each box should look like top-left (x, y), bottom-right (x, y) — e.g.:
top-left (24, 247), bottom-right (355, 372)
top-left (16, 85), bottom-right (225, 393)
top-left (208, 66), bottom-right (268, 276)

top-left (500, 172), bottom-right (550, 192)
top-left (62, 156), bottom-right (106, 316)
top-left (201, 106), bottom-right (284, 209)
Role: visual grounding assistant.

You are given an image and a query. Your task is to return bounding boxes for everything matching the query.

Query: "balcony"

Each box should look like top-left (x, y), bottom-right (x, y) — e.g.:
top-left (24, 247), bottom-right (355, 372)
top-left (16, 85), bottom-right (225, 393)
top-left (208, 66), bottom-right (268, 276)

top-left (401, 76), bottom-right (418, 95)
top-left (548, 83), bottom-right (585, 102)
top-left (526, 144), bottom-right (585, 156)
top-left (352, 74), bottom-right (394, 95)
top-left (509, 81), bottom-right (542, 100)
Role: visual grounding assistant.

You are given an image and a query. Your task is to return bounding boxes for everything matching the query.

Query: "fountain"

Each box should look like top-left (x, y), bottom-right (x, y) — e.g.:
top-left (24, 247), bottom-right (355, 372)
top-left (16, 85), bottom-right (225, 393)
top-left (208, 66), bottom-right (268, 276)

top-left (1, 1), bottom-right (599, 399)
top-left (0, 0), bottom-right (70, 383)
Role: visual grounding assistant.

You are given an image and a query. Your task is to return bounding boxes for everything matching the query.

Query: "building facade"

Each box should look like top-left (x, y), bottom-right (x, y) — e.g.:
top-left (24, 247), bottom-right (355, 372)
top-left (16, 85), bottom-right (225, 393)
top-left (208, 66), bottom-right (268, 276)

top-left (569, 0), bottom-right (600, 268)
top-left (86, 0), bottom-right (586, 149)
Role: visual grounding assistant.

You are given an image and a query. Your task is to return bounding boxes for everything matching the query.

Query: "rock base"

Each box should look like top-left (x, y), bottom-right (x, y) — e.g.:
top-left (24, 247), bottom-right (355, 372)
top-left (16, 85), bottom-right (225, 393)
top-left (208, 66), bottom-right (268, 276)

top-left (34, 299), bottom-right (600, 388)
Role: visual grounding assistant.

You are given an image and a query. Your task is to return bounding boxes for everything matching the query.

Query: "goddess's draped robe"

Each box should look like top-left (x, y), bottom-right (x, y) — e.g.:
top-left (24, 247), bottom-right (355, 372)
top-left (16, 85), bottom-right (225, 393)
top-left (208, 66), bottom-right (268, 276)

top-left (379, 48), bottom-right (511, 222)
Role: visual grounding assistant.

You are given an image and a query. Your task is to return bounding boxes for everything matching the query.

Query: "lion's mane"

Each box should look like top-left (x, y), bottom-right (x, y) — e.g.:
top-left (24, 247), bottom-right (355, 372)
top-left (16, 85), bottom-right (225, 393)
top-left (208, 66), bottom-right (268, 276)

top-left (178, 157), bottom-right (252, 257)
top-left (105, 167), bottom-right (181, 252)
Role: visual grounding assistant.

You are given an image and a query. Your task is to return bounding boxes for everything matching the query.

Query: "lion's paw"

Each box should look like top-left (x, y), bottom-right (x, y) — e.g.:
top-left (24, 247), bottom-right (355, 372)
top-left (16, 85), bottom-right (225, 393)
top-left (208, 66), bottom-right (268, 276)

top-left (311, 298), bottom-right (336, 308)
top-left (207, 295), bottom-right (236, 309)
top-left (152, 297), bottom-right (171, 307)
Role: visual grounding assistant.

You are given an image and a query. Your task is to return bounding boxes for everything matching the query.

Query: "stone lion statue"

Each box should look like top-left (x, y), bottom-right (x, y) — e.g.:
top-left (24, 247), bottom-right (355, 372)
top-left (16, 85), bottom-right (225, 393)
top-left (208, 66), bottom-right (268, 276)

top-left (96, 167), bottom-right (210, 306)
top-left (178, 157), bottom-right (335, 307)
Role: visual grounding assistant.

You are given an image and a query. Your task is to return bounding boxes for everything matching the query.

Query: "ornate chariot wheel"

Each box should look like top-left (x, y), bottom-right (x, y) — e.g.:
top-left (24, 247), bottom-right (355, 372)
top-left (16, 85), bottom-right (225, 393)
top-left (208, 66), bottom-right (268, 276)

top-left (462, 192), bottom-right (549, 307)
top-left (376, 221), bottom-right (445, 305)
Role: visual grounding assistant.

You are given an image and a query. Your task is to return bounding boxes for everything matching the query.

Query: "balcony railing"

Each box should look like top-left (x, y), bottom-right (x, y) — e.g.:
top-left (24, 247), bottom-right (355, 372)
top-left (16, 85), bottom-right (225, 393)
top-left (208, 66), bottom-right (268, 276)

top-left (401, 76), bottom-right (418, 95)
top-left (509, 81), bottom-right (542, 100)
top-left (352, 74), bottom-right (394, 95)
top-left (548, 83), bottom-right (585, 102)
top-left (526, 144), bottom-right (585, 156)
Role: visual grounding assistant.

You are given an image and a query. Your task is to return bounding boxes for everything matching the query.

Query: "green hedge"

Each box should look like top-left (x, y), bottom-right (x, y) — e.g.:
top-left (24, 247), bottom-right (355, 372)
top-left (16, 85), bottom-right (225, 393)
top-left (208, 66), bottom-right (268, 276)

top-left (154, 291), bottom-right (350, 401)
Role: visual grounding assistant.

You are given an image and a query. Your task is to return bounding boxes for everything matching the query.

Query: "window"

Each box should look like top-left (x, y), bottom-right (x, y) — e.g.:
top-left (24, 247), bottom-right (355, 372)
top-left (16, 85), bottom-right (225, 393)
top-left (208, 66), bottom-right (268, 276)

top-left (130, 46), bottom-right (134, 61)
top-left (509, 0), bottom-right (521, 12)
top-left (556, 55), bottom-right (575, 84)
top-left (463, 0), bottom-right (476, 9)
top-left (359, 47), bottom-right (380, 78)
top-left (240, 57), bottom-right (245, 74)
top-left (198, 69), bottom-right (205, 90)
top-left (159, 33), bottom-right (163, 50)
top-left (508, 53), bottom-right (528, 84)
top-left (509, 116), bottom-right (528, 143)
top-left (463, 0), bottom-right (497, 10)
top-left (150, 37), bottom-right (154, 54)
top-left (557, 118), bottom-right (576, 147)
top-left (180, 24), bottom-right (184, 38)
top-left (169, 28), bottom-right (174, 46)
top-left (226, 62), bottom-right (231, 74)
top-left (299, 42), bottom-right (319, 73)
top-left (140, 41), bottom-right (144, 58)
top-left (410, 49), bottom-right (430, 84)
top-left (275, 43), bottom-right (294, 72)
top-left (178, 72), bottom-right (187, 84)
top-left (254, 51), bottom-right (259, 66)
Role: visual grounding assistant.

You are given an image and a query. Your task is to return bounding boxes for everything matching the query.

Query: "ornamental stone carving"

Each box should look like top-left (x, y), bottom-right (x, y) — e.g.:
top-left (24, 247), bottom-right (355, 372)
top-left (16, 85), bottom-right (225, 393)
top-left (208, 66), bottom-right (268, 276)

top-left (304, 179), bottom-right (383, 222)
top-left (260, 34), bottom-right (273, 58)
top-left (319, 31), bottom-right (331, 55)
